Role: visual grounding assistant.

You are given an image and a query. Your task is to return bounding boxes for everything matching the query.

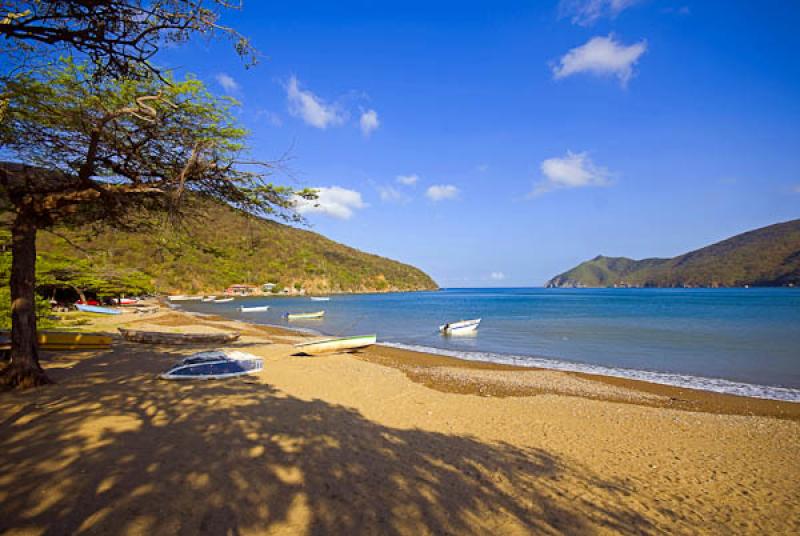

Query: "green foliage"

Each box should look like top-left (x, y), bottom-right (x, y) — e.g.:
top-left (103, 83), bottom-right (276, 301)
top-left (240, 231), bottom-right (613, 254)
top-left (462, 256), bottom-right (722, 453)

top-left (546, 219), bottom-right (800, 288)
top-left (35, 198), bottom-right (438, 294)
top-left (0, 287), bottom-right (53, 330)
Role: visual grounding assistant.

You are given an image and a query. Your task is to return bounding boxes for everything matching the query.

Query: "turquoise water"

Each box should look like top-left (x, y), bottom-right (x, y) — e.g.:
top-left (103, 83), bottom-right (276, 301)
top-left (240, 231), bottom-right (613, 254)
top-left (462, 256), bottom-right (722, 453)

top-left (178, 288), bottom-right (800, 401)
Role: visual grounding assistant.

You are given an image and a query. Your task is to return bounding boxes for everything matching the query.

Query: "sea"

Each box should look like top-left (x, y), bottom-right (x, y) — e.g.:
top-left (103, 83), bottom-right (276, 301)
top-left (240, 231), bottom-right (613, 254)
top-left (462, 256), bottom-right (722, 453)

top-left (176, 288), bottom-right (800, 402)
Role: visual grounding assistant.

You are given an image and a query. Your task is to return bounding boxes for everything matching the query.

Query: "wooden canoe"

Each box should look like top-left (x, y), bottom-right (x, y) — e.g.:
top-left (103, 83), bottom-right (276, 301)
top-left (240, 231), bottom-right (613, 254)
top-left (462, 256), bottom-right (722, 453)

top-left (118, 328), bottom-right (240, 345)
top-left (294, 334), bottom-right (377, 355)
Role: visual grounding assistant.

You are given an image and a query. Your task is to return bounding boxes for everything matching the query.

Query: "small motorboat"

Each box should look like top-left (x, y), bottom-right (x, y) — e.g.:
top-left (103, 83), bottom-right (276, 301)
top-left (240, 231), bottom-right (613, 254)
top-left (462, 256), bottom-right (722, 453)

top-left (294, 334), bottom-right (377, 355)
top-left (160, 350), bottom-right (263, 380)
top-left (167, 295), bottom-right (204, 302)
top-left (285, 311), bottom-right (325, 320)
top-left (76, 304), bottom-right (122, 315)
top-left (439, 318), bottom-right (481, 336)
top-left (119, 328), bottom-right (240, 345)
top-left (240, 305), bottom-right (270, 312)
top-left (310, 297), bottom-right (331, 302)
top-left (114, 298), bottom-right (139, 306)
top-left (201, 296), bottom-right (217, 302)
top-left (212, 297), bottom-right (234, 303)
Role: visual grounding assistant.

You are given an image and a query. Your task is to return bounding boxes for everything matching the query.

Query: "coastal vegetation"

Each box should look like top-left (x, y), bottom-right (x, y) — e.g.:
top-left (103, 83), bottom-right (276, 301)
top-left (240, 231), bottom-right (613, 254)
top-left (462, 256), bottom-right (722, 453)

top-left (546, 219), bottom-right (800, 288)
top-left (0, 2), bottom-right (307, 388)
top-left (35, 197), bottom-right (438, 295)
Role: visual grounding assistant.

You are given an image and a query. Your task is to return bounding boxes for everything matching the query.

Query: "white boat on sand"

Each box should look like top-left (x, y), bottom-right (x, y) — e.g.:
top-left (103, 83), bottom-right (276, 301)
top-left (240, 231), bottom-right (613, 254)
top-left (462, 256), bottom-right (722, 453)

top-left (212, 297), bottom-right (234, 303)
top-left (240, 305), bottom-right (270, 312)
top-left (201, 296), bottom-right (217, 302)
top-left (440, 318), bottom-right (481, 335)
top-left (285, 311), bottom-right (325, 320)
top-left (168, 295), bottom-right (204, 302)
top-left (294, 334), bottom-right (377, 355)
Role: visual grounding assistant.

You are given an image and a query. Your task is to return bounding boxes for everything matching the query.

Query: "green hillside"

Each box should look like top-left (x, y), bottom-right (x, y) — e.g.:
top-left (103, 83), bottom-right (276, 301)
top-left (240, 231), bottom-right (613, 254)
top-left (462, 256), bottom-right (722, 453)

top-left (545, 219), bottom-right (800, 288)
top-left (34, 200), bottom-right (438, 295)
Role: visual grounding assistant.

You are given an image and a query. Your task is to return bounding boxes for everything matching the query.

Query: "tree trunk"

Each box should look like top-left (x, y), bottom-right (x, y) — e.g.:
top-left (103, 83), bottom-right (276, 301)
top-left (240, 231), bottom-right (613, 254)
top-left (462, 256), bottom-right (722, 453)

top-left (1, 209), bottom-right (52, 388)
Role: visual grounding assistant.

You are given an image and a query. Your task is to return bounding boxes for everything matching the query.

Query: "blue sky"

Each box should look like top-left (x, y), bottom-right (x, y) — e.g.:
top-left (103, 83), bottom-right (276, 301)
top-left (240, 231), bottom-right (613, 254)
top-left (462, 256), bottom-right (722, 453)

top-left (159, 0), bottom-right (800, 286)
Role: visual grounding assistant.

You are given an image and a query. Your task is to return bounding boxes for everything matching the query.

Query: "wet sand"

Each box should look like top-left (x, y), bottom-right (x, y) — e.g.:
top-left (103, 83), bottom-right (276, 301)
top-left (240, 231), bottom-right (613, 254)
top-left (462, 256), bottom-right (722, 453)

top-left (0, 305), bottom-right (798, 534)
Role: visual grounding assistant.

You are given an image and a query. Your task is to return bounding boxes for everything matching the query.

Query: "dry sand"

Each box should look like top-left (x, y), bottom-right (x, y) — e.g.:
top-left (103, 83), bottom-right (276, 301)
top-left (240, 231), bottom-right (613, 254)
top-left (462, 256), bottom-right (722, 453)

top-left (0, 306), bottom-right (798, 535)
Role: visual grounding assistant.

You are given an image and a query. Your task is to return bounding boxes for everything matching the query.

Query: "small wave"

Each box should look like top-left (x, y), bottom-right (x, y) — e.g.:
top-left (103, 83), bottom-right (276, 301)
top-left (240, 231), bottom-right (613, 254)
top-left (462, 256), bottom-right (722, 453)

top-left (381, 342), bottom-right (800, 403)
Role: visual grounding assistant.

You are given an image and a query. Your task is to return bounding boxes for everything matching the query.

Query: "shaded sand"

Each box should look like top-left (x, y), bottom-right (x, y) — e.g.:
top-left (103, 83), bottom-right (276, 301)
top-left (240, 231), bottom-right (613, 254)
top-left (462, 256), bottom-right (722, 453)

top-left (0, 307), bottom-right (798, 535)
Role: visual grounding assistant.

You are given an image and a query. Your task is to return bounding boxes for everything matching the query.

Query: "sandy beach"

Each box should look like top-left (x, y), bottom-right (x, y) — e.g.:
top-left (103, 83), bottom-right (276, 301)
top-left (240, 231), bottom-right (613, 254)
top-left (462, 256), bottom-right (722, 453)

top-left (1, 306), bottom-right (798, 535)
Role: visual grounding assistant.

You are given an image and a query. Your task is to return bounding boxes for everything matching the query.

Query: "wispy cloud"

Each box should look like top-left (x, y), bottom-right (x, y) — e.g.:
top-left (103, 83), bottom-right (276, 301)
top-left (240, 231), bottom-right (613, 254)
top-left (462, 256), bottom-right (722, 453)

top-left (530, 151), bottom-right (611, 196)
top-left (256, 109), bottom-right (283, 127)
top-left (426, 184), bottom-right (460, 201)
top-left (396, 174), bottom-right (419, 186)
top-left (360, 109), bottom-right (380, 137)
top-left (215, 73), bottom-right (240, 93)
top-left (552, 34), bottom-right (647, 87)
top-left (793, 185), bottom-right (800, 194)
top-left (490, 271), bottom-right (506, 281)
top-left (378, 185), bottom-right (410, 204)
top-left (293, 186), bottom-right (366, 219)
top-left (286, 76), bottom-right (346, 129)
top-left (559, 0), bottom-right (641, 26)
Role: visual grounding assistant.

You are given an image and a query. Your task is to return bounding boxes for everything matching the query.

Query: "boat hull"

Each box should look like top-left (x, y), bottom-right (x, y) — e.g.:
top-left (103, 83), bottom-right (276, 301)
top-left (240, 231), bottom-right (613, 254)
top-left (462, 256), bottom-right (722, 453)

top-left (439, 318), bottom-right (481, 335)
top-left (160, 351), bottom-right (263, 380)
top-left (285, 311), bottom-right (325, 320)
top-left (119, 328), bottom-right (240, 345)
top-left (240, 305), bottom-right (270, 312)
top-left (76, 304), bottom-right (122, 315)
top-left (294, 334), bottom-right (377, 355)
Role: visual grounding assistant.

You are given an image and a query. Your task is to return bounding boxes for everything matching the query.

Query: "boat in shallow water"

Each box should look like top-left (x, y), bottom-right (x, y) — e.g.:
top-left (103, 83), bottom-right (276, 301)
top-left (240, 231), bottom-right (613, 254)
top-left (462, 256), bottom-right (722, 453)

top-left (76, 304), bottom-right (122, 315)
top-left (160, 350), bottom-right (263, 380)
top-left (240, 305), bottom-right (270, 312)
top-left (310, 297), bottom-right (331, 301)
top-left (212, 297), bottom-right (234, 303)
top-left (285, 311), bottom-right (325, 320)
top-left (294, 334), bottom-right (377, 355)
top-left (439, 318), bottom-right (481, 335)
top-left (118, 328), bottom-right (240, 345)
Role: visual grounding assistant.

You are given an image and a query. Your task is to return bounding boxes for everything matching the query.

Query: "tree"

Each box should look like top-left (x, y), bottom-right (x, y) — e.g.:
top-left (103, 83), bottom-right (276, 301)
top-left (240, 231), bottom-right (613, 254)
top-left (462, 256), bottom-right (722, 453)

top-left (1, 0), bottom-right (257, 80)
top-left (0, 61), bottom-right (313, 387)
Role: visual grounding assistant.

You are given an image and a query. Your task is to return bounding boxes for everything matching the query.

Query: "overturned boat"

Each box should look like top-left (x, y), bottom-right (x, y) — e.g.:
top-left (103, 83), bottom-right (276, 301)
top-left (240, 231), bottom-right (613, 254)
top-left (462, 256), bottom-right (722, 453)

top-left (160, 350), bottom-right (263, 380)
top-left (439, 318), bottom-right (481, 336)
top-left (294, 334), bottom-right (377, 355)
top-left (119, 328), bottom-right (240, 345)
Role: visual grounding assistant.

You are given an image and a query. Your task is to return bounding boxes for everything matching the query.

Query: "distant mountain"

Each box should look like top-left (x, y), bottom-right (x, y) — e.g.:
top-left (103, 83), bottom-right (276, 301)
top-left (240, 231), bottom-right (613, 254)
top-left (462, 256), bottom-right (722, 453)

top-left (36, 199), bottom-right (438, 294)
top-left (545, 219), bottom-right (800, 288)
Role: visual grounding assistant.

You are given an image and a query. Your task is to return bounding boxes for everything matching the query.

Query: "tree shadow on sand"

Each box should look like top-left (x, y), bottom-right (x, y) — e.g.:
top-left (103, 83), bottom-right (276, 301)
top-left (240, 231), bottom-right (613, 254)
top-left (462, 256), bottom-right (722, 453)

top-left (0, 344), bottom-right (665, 535)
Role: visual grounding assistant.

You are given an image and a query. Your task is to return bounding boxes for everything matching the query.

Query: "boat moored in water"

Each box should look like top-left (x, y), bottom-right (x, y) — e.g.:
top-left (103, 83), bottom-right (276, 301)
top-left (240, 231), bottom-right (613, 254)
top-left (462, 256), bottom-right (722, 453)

top-left (212, 297), bottom-right (235, 303)
top-left (285, 311), bottom-right (325, 320)
top-left (160, 350), bottom-right (263, 380)
top-left (294, 334), bottom-right (377, 355)
top-left (439, 318), bottom-right (481, 335)
top-left (240, 305), bottom-right (270, 312)
top-left (310, 297), bottom-right (331, 301)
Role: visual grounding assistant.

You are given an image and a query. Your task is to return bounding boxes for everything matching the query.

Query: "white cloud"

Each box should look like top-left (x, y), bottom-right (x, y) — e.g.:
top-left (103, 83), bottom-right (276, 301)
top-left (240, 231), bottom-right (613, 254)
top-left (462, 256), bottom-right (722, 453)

top-left (396, 174), bottom-right (419, 186)
top-left (286, 76), bottom-right (346, 129)
top-left (293, 186), bottom-right (366, 219)
top-left (215, 73), bottom-right (240, 93)
top-left (559, 0), bottom-right (641, 26)
top-left (553, 34), bottom-right (647, 87)
top-left (256, 109), bottom-right (283, 127)
top-left (360, 109), bottom-right (380, 136)
top-left (378, 186), bottom-right (409, 204)
top-left (490, 272), bottom-right (506, 281)
top-left (530, 151), bottom-right (611, 196)
top-left (426, 184), bottom-right (460, 201)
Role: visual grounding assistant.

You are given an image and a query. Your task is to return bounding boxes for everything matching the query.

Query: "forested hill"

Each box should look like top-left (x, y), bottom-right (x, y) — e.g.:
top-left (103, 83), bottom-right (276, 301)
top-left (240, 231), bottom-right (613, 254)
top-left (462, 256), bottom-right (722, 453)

top-left (545, 219), bottom-right (800, 288)
top-left (36, 200), bottom-right (438, 295)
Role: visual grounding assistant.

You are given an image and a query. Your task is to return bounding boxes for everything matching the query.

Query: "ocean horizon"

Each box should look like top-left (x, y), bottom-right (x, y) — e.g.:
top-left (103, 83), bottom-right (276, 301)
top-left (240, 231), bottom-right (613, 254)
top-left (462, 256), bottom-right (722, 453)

top-left (176, 287), bottom-right (800, 402)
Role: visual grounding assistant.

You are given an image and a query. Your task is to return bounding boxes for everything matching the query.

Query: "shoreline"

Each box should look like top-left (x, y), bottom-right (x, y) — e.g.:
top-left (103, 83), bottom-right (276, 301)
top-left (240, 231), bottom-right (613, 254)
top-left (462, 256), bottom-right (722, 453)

top-left (160, 305), bottom-right (800, 420)
top-left (2, 302), bottom-right (799, 534)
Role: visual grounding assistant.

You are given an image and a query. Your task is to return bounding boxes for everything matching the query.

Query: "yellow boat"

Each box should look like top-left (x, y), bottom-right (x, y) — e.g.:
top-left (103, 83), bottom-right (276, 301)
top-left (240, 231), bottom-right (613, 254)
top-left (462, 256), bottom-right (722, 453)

top-left (0, 331), bottom-right (112, 351)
